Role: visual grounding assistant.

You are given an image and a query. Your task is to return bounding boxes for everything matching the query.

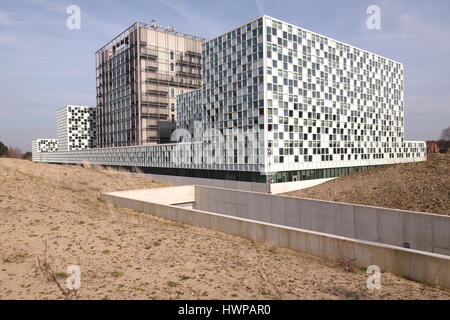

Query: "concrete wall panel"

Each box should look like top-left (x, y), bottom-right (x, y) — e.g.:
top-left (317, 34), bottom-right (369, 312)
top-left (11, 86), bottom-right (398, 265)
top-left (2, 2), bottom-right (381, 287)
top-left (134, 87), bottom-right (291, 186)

top-left (269, 177), bottom-right (336, 194)
top-left (193, 186), bottom-right (450, 255)
top-left (332, 203), bottom-right (354, 237)
top-left (270, 196), bottom-right (286, 226)
top-left (285, 197), bottom-right (301, 229)
top-left (377, 209), bottom-right (404, 247)
top-left (403, 214), bottom-right (433, 252)
top-left (354, 207), bottom-right (379, 242)
top-left (433, 216), bottom-right (450, 255)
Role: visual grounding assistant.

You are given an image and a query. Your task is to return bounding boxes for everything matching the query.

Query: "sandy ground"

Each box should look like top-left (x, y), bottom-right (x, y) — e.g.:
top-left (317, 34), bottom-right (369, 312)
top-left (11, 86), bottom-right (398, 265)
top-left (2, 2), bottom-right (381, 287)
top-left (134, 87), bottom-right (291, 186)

top-left (0, 158), bottom-right (448, 300)
top-left (284, 154), bottom-right (450, 215)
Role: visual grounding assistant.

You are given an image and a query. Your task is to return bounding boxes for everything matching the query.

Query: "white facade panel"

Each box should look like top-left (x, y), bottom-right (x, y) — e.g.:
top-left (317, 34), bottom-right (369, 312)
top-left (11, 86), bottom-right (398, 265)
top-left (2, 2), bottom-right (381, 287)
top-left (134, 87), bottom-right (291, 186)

top-left (57, 105), bottom-right (96, 151)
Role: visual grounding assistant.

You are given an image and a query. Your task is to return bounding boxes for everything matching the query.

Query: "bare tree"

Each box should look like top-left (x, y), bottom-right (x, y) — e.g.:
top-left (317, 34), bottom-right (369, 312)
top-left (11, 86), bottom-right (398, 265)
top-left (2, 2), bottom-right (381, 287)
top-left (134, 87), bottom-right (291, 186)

top-left (7, 147), bottom-right (23, 159)
top-left (35, 242), bottom-right (81, 299)
top-left (438, 126), bottom-right (450, 153)
top-left (441, 127), bottom-right (450, 141)
top-left (22, 151), bottom-right (32, 160)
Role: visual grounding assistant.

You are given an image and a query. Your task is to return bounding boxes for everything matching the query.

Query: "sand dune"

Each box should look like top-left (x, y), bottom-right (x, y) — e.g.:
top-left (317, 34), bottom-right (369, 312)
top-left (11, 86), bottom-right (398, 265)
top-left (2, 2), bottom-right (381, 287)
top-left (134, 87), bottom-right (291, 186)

top-left (284, 154), bottom-right (450, 216)
top-left (0, 158), bottom-right (448, 300)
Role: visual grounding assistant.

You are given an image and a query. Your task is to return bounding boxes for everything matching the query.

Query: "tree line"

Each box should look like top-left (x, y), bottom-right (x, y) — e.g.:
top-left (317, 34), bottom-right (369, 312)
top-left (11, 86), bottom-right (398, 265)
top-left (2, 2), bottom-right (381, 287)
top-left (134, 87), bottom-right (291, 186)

top-left (0, 141), bottom-right (32, 160)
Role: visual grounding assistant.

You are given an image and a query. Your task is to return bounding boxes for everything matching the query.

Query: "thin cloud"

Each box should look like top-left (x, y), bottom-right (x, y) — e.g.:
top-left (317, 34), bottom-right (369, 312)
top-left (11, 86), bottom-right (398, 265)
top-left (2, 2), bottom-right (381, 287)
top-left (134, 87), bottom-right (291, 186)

top-left (0, 11), bottom-right (11, 25)
top-left (153, 0), bottom-right (239, 38)
top-left (0, 34), bottom-right (22, 48)
top-left (255, 0), bottom-right (266, 16)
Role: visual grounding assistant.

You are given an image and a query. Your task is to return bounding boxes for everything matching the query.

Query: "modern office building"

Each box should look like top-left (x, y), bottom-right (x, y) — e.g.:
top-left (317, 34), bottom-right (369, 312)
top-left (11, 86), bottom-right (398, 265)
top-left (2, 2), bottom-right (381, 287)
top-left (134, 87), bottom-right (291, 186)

top-left (176, 15), bottom-right (425, 183)
top-left (57, 105), bottom-right (96, 151)
top-left (32, 139), bottom-right (58, 153)
top-left (31, 139), bottom-right (59, 162)
top-left (32, 16), bottom-right (426, 193)
top-left (176, 88), bottom-right (203, 134)
top-left (95, 22), bottom-right (203, 147)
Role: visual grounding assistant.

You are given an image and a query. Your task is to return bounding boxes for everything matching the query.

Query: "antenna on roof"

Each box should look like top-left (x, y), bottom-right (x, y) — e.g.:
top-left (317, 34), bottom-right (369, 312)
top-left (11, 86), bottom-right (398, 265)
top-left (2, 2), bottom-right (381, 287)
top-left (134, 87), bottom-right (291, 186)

top-left (165, 26), bottom-right (176, 33)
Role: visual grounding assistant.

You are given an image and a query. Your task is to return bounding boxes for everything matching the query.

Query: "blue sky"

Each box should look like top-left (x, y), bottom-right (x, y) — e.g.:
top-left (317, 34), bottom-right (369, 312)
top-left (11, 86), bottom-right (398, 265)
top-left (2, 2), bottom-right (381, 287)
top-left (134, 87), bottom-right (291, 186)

top-left (0, 0), bottom-right (449, 151)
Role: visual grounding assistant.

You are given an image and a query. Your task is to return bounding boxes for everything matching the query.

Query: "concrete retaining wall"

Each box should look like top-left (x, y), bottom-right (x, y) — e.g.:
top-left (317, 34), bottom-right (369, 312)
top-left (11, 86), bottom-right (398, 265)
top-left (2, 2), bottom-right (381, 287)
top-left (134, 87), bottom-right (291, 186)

top-left (100, 187), bottom-right (450, 289)
top-left (194, 186), bottom-right (450, 255)
top-left (104, 185), bottom-right (195, 205)
top-left (269, 177), bottom-right (336, 194)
